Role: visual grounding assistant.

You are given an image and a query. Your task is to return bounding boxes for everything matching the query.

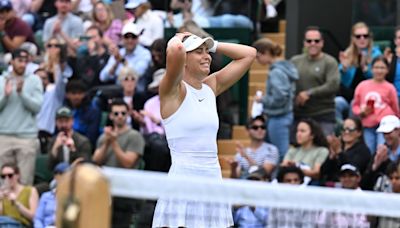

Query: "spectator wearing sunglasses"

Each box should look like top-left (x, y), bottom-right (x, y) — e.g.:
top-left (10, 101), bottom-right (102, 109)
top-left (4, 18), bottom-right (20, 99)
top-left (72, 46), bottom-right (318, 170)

top-left (47, 106), bottom-right (92, 169)
top-left (93, 98), bottom-right (145, 169)
top-left (291, 26), bottom-right (340, 138)
top-left (0, 162), bottom-right (38, 227)
top-left (100, 22), bottom-right (151, 84)
top-left (320, 117), bottom-right (371, 184)
top-left (230, 116), bottom-right (279, 179)
top-left (336, 22), bottom-right (382, 122)
top-left (92, 98), bottom-right (145, 228)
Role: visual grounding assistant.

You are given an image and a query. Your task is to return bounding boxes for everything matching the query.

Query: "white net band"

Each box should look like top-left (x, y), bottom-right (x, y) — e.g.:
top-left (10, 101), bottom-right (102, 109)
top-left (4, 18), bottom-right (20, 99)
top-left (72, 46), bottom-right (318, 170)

top-left (102, 167), bottom-right (400, 218)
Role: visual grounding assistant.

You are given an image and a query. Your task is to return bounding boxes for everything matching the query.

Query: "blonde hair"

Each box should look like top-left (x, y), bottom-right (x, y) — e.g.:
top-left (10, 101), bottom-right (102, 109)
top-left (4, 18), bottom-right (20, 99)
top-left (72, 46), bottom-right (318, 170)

top-left (252, 38), bottom-right (282, 57)
top-left (92, 1), bottom-right (115, 29)
top-left (118, 66), bottom-right (138, 82)
top-left (344, 21), bottom-right (374, 67)
top-left (178, 20), bottom-right (213, 38)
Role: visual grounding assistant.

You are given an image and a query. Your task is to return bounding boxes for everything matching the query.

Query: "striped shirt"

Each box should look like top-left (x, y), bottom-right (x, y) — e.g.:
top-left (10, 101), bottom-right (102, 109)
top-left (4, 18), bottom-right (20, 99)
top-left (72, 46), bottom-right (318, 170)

top-left (235, 142), bottom-right (279, 174)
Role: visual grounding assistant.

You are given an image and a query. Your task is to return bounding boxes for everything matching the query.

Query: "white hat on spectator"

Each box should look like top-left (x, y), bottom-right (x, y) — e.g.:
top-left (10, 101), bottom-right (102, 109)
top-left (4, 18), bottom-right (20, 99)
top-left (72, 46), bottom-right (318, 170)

top-left (122, 22), bottom-right (143, 36)
top-left (20, 42), bottom-right (38, 56)
top-left (148, 68), bottom-right (166, 90)
top-left (377, 115), bottom-right (400, 133)
top-left (125, 0), bottom-right (147, 9)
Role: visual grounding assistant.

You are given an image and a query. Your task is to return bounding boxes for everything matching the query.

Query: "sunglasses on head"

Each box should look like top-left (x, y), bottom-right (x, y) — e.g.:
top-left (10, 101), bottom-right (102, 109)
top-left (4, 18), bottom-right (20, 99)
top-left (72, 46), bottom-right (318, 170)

top-left (1, 173), bottom-right (14, 179)
top-left (113, 111), bottom-right (127, 117)
top-left (123, 34), bottom-right (138, 39)
top-left (305, 39), bottom-right (321, 44)
top-left (342, 127), bottom-right (357, 133)
top-left (47, 43), bottom-right (61, 48)
top-left (354, 34), bottom-right (369, 39)
top-left (251, 125), bottom-right (266, 130)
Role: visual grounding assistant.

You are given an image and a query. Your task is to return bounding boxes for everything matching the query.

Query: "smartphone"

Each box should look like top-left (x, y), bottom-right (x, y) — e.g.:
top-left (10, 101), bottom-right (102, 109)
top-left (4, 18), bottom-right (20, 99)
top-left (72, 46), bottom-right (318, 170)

top-left (367, 99), bottom-right (375, 112)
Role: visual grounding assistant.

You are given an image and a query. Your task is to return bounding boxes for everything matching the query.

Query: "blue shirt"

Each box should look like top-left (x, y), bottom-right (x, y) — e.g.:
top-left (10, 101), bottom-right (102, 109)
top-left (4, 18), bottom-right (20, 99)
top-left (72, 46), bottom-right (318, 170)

top-left (99, 46), bottom-right (151, 83)
top-left (233, 206), bottom-right (268, 228)
top-left (37, 65), bottom-right (72, 134)
top-left (389, 145), bottom-right (400, 162)
top-left (393, 59), bottom-right (400, 97)
top-left (34, 191), bottom-right (56, 228)
top-left (339, 46), bottom-right (382, 88)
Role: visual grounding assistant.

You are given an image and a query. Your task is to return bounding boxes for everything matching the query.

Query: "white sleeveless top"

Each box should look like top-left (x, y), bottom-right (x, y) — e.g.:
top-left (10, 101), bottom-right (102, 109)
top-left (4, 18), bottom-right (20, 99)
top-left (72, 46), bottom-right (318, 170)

top-left (162, 81), bottom-right (220, 175)
top-left (153, 82), bottom-right (233, 228)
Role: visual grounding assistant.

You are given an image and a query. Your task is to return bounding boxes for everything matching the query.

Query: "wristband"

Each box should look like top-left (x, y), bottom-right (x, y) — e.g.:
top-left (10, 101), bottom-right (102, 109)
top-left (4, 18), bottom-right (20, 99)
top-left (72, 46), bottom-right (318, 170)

top-left (208, 40), bottom-right (218, 53)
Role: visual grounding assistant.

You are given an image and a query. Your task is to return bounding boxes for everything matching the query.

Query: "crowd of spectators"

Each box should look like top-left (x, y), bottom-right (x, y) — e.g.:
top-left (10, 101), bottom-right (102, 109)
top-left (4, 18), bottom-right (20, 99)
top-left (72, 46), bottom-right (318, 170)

top-left (0, 0), bottom-right (398, 227)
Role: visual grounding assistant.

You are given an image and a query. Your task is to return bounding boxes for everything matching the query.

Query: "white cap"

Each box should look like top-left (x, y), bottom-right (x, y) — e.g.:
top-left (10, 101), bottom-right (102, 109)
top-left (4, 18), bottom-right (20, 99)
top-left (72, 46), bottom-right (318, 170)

top-left (125, 0), bottom-right (147, 9)
top-left (183, 35), bottom-right (214, 52)
top-left (122, 22), bottom-right (143, 36)
top-left (376, 115), bottom-right (400, 133)
top-left (148, 68), bottom-right (166, 90)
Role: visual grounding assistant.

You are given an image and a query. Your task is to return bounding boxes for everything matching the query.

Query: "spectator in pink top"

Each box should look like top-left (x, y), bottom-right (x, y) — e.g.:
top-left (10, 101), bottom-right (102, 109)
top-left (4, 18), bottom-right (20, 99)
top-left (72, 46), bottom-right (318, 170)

top-left (92, 1), bottom-right (122, 47)
top-left (352, 56), bottom-right (399, 154)
top-left (132, 68), bottom-right (165, 135)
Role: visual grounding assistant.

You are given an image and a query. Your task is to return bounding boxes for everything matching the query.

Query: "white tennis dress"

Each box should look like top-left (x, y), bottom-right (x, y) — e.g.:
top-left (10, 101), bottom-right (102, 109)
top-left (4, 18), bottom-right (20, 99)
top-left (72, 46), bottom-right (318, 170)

top-left (152, 82), bottom-right (233, 228)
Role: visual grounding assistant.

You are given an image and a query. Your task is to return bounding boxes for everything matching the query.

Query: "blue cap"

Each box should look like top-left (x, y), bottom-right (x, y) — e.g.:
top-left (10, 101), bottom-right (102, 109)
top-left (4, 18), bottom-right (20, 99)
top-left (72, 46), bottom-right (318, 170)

top-left (54, 162), bottom-right (69, 174)
top-left (0, 0), bottom-right (12, 11)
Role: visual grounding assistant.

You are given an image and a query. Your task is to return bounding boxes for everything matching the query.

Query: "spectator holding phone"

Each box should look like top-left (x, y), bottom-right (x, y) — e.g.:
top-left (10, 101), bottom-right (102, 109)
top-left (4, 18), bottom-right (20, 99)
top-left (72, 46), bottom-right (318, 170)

top-left (352, 56), bottom-right (399, 154)
top-left (48, 106), bottom-right (92, 169)
top-left (0, 163), bottom-right (39, 227)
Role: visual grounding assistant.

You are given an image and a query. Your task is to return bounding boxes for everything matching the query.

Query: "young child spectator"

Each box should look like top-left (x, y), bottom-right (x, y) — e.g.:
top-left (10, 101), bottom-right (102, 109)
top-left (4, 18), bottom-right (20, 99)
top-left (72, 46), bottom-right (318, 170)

top-left (336, 22), bottom-right (382, 121)
top-left (352, 56), bottom-right (399, 153)
top-left (0, 49), bottom-right (43, 185)
top-left (230, 116), bottom-right (279, 179)
top-left (321, 117), bottom-right (371, 184)
top-left (281, 119), bottom-right (329, 183)
top-left (0, 163), bottom-right (39, 227)
top-left (252, 37), bottom-right (298, 160)
top-left (48, 106), bottom-right (92, 169)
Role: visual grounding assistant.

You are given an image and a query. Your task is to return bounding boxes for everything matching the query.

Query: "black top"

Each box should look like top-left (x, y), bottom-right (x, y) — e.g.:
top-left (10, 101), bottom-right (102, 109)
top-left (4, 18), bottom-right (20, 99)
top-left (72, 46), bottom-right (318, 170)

top-left (320, 140), bottom-right (371, 182)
